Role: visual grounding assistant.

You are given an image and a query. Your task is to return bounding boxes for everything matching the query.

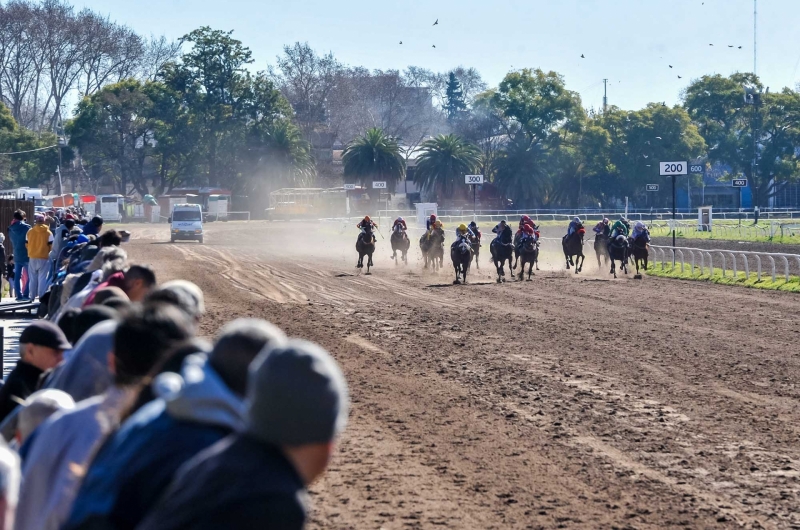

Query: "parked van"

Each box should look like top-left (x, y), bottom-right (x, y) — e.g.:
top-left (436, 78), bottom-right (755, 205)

top-left (170, 204), bottom-right (204, 244)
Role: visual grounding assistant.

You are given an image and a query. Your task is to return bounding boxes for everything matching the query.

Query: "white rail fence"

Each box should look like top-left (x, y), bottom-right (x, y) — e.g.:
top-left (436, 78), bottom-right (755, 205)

top-left (649, 244), bottom-right (800, 283)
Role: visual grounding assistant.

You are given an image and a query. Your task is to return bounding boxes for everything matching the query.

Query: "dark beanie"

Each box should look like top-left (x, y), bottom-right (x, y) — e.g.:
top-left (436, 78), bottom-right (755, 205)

top-left (246, 340), bottom-right (348, 447)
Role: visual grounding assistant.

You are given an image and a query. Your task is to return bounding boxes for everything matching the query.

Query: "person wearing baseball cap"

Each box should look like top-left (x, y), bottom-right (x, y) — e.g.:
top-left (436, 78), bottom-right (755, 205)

top-left (0, 321), bottom-right (70, 423)
top-left (138, 339), bottom-right (349, 530)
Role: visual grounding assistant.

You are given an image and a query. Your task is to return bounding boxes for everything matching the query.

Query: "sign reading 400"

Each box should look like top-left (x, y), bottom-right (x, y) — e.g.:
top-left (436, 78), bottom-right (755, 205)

top-left (659, 161), bottom-right (688, 176)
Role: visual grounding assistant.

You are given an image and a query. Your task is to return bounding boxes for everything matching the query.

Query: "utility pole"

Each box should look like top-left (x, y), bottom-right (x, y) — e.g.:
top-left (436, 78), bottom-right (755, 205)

top-left (754, 0), bottom-right (757, 75)
top-left (602, 79), bottom-right (608, 114)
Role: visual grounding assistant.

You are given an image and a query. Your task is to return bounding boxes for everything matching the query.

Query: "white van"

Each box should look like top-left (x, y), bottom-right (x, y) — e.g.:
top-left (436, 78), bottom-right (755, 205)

top-left (170, 204), bottom-right (204, 244)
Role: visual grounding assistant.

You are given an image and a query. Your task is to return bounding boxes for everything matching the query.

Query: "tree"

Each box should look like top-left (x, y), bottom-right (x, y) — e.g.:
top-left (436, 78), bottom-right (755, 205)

top-left (684, 73), bottom-right (800, 206)
top-left (0, 101), bottom-right (61, 188)
top-left (444, 72), bottom-right (466, 124)
top-left (245, 120), bottom-right (314, 195)
top-left (342, 128), bottom-right (405, 190)
top-left (66, 79), bottom-right (158, 195)
top-left (414, 134), bottom-right (480, 200)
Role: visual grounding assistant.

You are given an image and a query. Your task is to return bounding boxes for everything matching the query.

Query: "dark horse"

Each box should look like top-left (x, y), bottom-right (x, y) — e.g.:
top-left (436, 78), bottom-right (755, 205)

top-left (594, 233), bottom-right (610, 269)
top-left (629, 232), bottom-right (650, 276)
top-left (419, 228), bottom-right (445, 271)
top-left (390, 229), bottom-right (410, 265)
top-left (469, 233), bottom-right (481, 270)
top-left (451, 239), bottom-right (472, 284)
top-left (607, 234), bottom-right (630, 278)
top-left (516, 235), bottom-right (540, 281)
top-left (356, 225), bottom-right (376, 274)
top-left (562, 226), bottom-right (586, 274)
top-left (490, 238), bottom-right (514, 283)
top-left (513, 232), bottom-right (540, 272)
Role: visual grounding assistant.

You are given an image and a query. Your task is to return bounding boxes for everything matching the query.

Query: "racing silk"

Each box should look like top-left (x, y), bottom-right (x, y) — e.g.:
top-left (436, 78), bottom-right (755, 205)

top-left (631, 222), bottom-right (649, 242)
top-left (492, 224), bottom-right (513, 245)
top-left (593, 221), bottom-right (610, 237)
top-left (469, 226), bottom-right (482, 240)
top-left (393, 219), bottom-right (407, 232)
top-left (357, 219), bottom-right (377, 230)
top-left (455, 227), bottom-right (476, 239)
top-left (567, 220), bottom-right (582, 237)
top-left (609, 220), bottom-right (628, 238)
top-left (426, 218), bottom-right (438, 231)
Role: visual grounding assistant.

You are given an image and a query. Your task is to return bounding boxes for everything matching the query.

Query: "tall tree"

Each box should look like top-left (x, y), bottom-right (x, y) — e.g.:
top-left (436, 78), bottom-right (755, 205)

top-left (414, 134), bottom-right (480, 200)
top-left (684, 73), bottom-right (800, 206)
top-left (66, 79), bottom-right (158, 195)
top-left (444, 72), bottom-right (467, 124)
top-left (342, 128), bottom-right (405, 190)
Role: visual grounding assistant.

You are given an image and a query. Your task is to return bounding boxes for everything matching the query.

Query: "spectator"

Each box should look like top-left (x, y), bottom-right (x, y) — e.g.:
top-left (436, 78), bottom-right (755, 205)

top-left (6, 256), bottom-right (14, 299)
top-left (81, 216), bottom-right (103, 237)
top-left (8, 210), bottom-right (31, 301)
top-left (71, 306), bottom-right (118, 344)
top-left (56, 307), bottom-right (82, 344)
top-left (97, 229), bottom-right (122, 248)
top-left (138, 340), bottom-right (349, 530)
top-left (16, 303), bottom-right (194, 530)
top-left (89, 286), bottom-right (128, 306)
top-left (25, 214), bottom-right (53, 300)
top-left (0, 322), bottom-right (71, 423)
top-left (0, 234), bottom-right (6, 302)
top-left (64, 319), bottom-right (286, 530)
top-left (84, 265), bottom-right (155, 306)
top-left (145, 280), bottom-right (204, 328)
top-left (99, 297), bottom-right (131, 314)
top-left (0, 444), bottom-right (20, 530)
top-left (15, 390), bottom-right (75, 448)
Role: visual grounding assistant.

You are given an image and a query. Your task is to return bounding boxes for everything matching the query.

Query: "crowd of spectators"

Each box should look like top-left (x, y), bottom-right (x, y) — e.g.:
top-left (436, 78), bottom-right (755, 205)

top-left (0, 208), bottom-right (349, 529)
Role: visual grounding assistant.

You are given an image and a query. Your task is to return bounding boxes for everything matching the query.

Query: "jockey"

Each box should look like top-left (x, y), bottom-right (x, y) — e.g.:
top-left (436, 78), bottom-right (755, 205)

top-left (427, 219), bottom-right (443, 239)
top-left (454, 224), bottom-right (471, 245)
top-left (593, 218), bottom-right (611, 238)
top-left (609, 216), bottom-right (629, 239)
top-left (468, 221), bottom-right (481, 240)
top-left (392, 216), bottom-right (407, 237)
top-left (357, 215), bottom-right (377, 241)
top-left (426, 214), bottom-right (438, 231)
top-left (566, 216), bottom-right (583, 238)
top-left (521, 223), bottom-right (536, 241)
top-left (492, 220), bottom-right (513, 245)
top-left (631, 221), bottom-right (650, 242)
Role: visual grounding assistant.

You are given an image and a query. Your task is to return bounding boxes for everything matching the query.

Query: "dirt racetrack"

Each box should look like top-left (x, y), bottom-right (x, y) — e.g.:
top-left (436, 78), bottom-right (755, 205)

top-left (123, 221), bottom-right (800, 529)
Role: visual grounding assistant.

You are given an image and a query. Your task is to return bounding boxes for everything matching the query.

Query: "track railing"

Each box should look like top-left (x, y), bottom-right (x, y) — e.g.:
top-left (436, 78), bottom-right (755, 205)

top-left (650, 244), bottom-right (800, 283)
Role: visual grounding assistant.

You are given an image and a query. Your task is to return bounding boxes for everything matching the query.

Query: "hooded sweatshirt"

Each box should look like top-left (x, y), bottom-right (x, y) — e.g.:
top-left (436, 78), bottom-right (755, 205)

top-left (44, 320), bottom-right (117, 402)
top-left (8, 219), bottom-right (31, 263)
top-left (63, 355), bottom-right (244, 530)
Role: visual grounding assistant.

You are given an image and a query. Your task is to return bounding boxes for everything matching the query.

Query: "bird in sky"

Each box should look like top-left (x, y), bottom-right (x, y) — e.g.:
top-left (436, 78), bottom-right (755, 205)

top-left (432, 44), bottom-right (436, 48)
top-left (678, 75), bottom-right (683, 79)
top-left (433, 19), bottom-right (438, 26)
top-left (709, 43), bottom-right (714, 46)
top-left (399, 41), bottom-right (402, 44)
top-left (669, 65), bottom-right (673, 68)
top-left (581, 54), bottom-right (585, 58)
top-left (643, 154), bottom-right (649, 159)
top-left (728, 45), bottom-right (734, 48)
top-left (738, 46), bottom-right (743, 49)
top-left (655, 136), bottom-right (663, 140)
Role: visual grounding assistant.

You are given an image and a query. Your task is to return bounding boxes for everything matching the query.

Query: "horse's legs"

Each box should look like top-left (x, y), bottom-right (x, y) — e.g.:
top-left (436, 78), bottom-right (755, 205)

top-left (576, 253), bottom-right (584, 273)
top-left (565, 251), bottom-right (571, 270)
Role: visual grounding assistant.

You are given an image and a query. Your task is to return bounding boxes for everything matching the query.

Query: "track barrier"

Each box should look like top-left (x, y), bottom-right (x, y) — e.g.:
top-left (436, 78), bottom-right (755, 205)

top-left (650, 244), bottom-right (800, 283)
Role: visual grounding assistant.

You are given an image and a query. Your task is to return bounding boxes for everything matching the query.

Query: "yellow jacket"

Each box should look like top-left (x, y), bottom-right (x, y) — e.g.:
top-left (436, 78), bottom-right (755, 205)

top-left (26, 224), bottom-right (53, 260)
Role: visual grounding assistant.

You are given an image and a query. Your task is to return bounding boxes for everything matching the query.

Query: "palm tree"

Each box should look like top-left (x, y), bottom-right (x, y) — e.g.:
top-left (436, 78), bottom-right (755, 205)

top-left (494, 137), bottom-right (552, 208)
top-left (262, 120), bottom-right (315, 188)
top-left (414, 134), bottom-right (481, 200)
top-left (342, 128), bottom-right (405, 189)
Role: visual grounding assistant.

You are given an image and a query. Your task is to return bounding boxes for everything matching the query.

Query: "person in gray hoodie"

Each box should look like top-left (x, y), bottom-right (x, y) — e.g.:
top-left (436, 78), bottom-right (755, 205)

top-left (61, 318), bottom-right (286, 530)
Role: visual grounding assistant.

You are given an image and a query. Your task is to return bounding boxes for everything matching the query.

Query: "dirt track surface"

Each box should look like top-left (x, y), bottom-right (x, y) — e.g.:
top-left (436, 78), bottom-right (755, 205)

top-left (124, 221), bottom-right (800, 529)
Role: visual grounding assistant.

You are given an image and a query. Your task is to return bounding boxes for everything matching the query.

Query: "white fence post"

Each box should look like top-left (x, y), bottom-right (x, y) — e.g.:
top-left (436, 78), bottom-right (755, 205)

top-left (718, 252), bottom-right (727, 277)
top-left (767, 256), bottom-right (776, 282)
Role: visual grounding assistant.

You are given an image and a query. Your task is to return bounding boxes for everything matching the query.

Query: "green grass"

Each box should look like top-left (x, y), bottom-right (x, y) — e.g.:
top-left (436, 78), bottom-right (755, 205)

top-left (647, 263), bottom-right (800, 292)
top-left (649, 223), bottom-right (800, 245)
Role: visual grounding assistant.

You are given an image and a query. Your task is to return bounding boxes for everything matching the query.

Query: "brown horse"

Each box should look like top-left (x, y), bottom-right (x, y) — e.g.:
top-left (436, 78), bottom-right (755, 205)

top-left (451, 239), bottom-right (472, 284)
top-left (390, 229), bottom-right (410, 265)
top-left (562, 226), bottom-right (586, 274)
top-left (516, 235), bottom-right (539, 281)
top-left (356, 226), bottom-right (376, 274)
top-left (419, 228), bottom-right (445, 271)
top-left (629, 232), bottom-right (650, 275)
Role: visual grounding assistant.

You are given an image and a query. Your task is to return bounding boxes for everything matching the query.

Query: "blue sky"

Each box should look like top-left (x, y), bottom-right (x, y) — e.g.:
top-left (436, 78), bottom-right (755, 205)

top-left (78, 0), bottom-right (800, 111)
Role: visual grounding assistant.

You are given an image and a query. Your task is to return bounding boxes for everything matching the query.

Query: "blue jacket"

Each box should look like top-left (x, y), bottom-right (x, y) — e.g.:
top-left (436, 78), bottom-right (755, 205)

top-left (64, 355), bottom-right (244, 530)
top-left (8, 220), bottom-right (31, 263)
top-left (81, 222), bottom-right (101, 236)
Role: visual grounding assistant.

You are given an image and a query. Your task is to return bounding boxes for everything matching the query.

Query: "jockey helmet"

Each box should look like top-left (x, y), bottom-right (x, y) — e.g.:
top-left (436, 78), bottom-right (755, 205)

top-left (523, 224), bottom-right (534, 235)
top-left (364, 215), bottom-right (371, 222)
top-left (603, 217), bottom-right (609, 224)
top-left (620, 215), bottom-right (626, 221)
top-left (500, 219), bottom-right (507, 225)
top-left (521, 215), bottom-right (530, 222)
top-left (458, 223), bottom-right (468, 233)
top-left (469, 221), bottom-right (477, 228)
top-left (396, 217), bottom-right (404, 222)
top-left (430, 214), bottom-right (437, 220)
top-left (574, 216), bottom-right (582, 224)
top-left (434, 220), bottom-right (442, 229)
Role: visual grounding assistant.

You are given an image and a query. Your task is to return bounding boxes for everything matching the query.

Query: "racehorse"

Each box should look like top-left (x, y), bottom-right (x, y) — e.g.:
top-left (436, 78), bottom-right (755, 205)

top-left (489, 237), bottom-right (514, 283)
top-left (594, 233), bottom-right (610, 269)
top-left (390, 228), bottom-right (410, 265)
top-left (512, 232), bottom-right (539, 271)
top-left (356, 225), bottom-right (376, 274)
top-left (562, 226), bottom-right (586, 274)
top-left (419, 228), bottom-right (445, 271)
top-left (516, 235), bottom-right (540, 281)
top-left (450, 239), bottom-right (472, 284)
top-left (469, 233), bottom-right (481, 270)
top-left (607, 234), bottom-right (630, 278)
top-left (629, 232), bottom-right (650, 275)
